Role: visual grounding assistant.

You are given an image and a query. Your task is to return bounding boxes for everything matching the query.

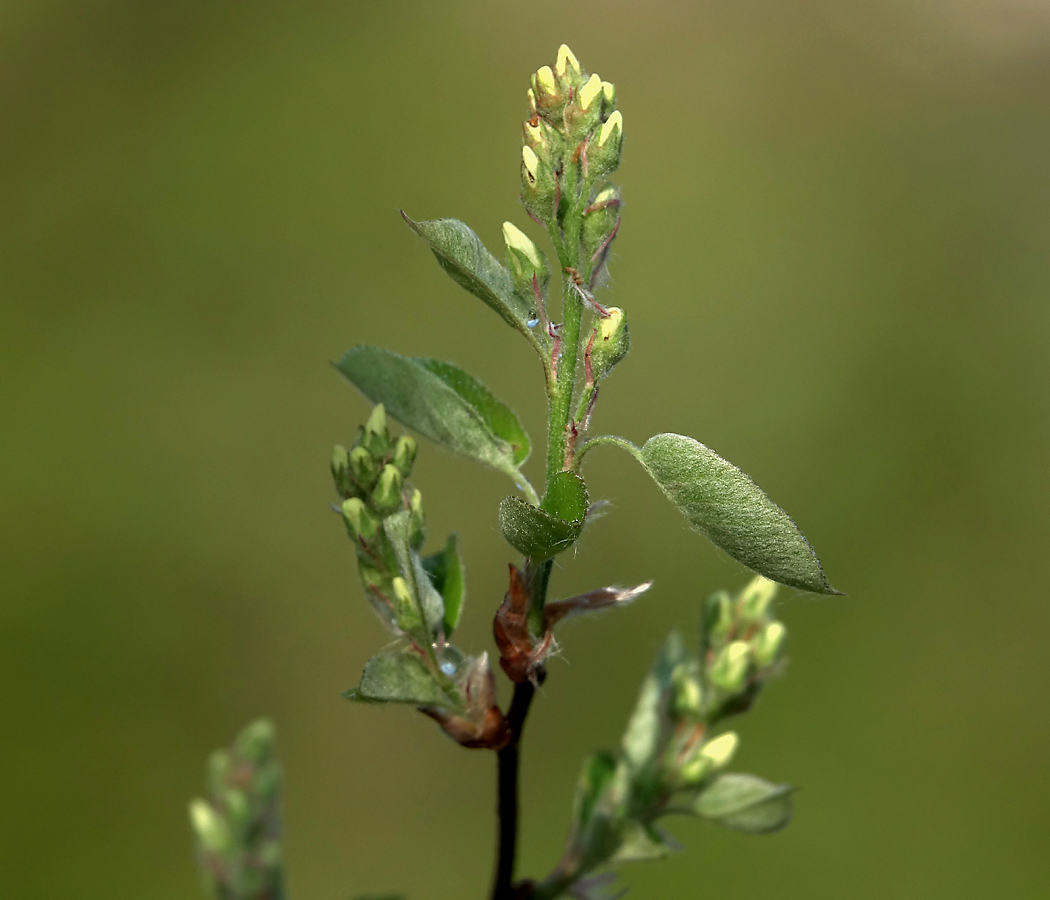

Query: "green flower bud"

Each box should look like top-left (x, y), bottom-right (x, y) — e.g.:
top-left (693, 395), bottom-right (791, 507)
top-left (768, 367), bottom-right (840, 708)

top-left (521, 145), bottom-right (558, 223)
top-left (393, 576), bottom-right (422, 632)
top-left (709, 640), bottom-right (751, 693)
top-left (223, 787), bottom-right (251, 832)
top-left (672, 668), bottom-right (704, 719)
top-left (189, 799), bottom-right (230, 853)
top-left (702, 590), bottom-right (735, 648)
top-left (371, 463), bottom-right (404, 514)
top-left (331, 444), bottom-right (355, 498)
top-left (590, 307), bottom-right (630, 381)
top-left (738, 576), bottom-right (777, 623)
top-left (234, 718), bottom-right (276, 765)
top-left (752, 620), bottom-right (787, 667)
top-left (681, 732), bottom-right (740, 784)
top-left (581, 185), bottom-right (621, 261)
top-left (341, 497), bottom-right (380, 543)
top-left (589, 110), bottom-right (623, 178)
top-left (600, 80), bottom-right (616, 114)
top-left (361, 404), bottom-right (390, 459)
top-left (349, 445), bottom-right (379, 490)
top-left (503, 221), bottom-right (551, 298)
top-left (391, 435), bottom-right (418, 477)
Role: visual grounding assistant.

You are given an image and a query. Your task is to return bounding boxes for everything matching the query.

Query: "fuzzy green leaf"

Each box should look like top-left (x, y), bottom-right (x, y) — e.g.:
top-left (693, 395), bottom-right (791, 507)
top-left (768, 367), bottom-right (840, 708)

top-left (345, 651), bottom-right (448, 706)
top-left (422, 534), bottom-right (466, 636)
top-left (694, 773), bottom-right (793, 833)
top-left (401, 214), bottom-right (543, 350)
top-left (541, 471), bottom-right (589, 521)
top-left (417, 358), bottom-right (530, 466)
top-left (621, 632), bottom-right (689, 772)
top-left (335, 346), bottom-right (530, 488)
top-left (499, 496), bottom-right (586, 560)
top-left (633, 433), bottom-right (834, 594)
top-left (612, 821), bottom-right (677, 862)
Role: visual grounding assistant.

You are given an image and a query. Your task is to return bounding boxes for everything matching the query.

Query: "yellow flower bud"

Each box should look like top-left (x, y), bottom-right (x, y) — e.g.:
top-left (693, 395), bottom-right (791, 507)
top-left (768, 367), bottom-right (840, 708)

top-left (536, 65), bottom-right (556, 94)
top-left (701, 731), bottom-right (740, 769)
top-left (503, 222), bottom-right (542, 269)
top-left (580, 73), bottom-right (602, 111)
top-left (556, 44), bottom-right (580, 78)
top-left (599, 110), bottom-right (623, 147)
top-left (522, 145), bottom-right (540, 185)
top-left (601, 81), bottom-right (616, 104)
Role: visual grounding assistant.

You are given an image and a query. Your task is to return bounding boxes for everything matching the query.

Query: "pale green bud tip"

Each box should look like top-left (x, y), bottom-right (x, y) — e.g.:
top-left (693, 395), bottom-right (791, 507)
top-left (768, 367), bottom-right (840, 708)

top-left (341, 497), bottom-right (377, 540)
top-left (522, 145), bottom-right (539, 183)
top-left (556, 44), bottom-right (580, 77)
top-left (364, 403), bottom-right (386, 436)
top-left (739, 575), bottom-right (777, 620)
top-left (674, 674), bottom-right (703, 717)
top-left (536, 65), bottom-right (556, 93)
top-left (409, 487), bottom-right (423, 515)
top-left (392, 576), bottom-right (413, 606)
top-left (594, 186), bottom-right (618, 205)
top-left (701, 731), bottom-right (740, 769)
top-left (753, 621), bottom-right (787, 666)
top-left (524, 119), bottom-right (545, 147)
top-left (711, 640), bottom-right (751, 691)
top-left (601, 81), bottom-right (615, 103)
top-left (189, 799), bottom-right (230, 852)
top-left (580, 73), bottom-right (602, 111)
top-left (502, 221), bottom-right (543, 268)
top-left (599, 110), bottom-right (623, 147)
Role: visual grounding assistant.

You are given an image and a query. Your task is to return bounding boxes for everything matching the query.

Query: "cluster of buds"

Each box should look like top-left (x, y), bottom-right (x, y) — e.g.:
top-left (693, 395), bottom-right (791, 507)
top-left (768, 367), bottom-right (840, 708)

top-left (701, 576), bottom-right (788, 720)
top-left (188, 720), bottom-right (285, 900)
top-left (520, 44), bottom-right (623, 240)
top-left (331, 404), bottom-right (426, 632)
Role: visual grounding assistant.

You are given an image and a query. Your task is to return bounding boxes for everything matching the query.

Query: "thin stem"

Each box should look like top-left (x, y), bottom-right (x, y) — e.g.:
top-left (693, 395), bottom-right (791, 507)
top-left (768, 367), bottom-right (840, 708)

top-left (571, 434), bottom-right (641, 471)
top-left (491, 676), bottom-right (543, 900)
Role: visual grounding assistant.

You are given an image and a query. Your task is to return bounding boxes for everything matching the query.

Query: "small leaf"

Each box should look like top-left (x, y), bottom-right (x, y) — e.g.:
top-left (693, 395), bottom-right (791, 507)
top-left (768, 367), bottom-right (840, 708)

top-left (401, 214), bottom-right (544, 352)
top-left (612, 821), bottom-right (678, 863)
top-left (572, 752), bottom-right (618, 834)
top-left (543, 581), bottom-right (652, 630)
top-left (694, 773), bottom-right (793, 834)
top-left (634, 433), bottom-right (835, 594)
top-left (417, 359), bottom-right (530, 466)
top-left (541, 471), bottom-right (589, 521)
top-left (621, 632), bottom-right (689, 772)
top-left (422, 534), bottom-right (466, 636)
top-left (499, 496), bottom-right (586, 560)
top-left (346, 651), bottom-right (449, 706)
top-left (335, 346), bottom-right (530, 488)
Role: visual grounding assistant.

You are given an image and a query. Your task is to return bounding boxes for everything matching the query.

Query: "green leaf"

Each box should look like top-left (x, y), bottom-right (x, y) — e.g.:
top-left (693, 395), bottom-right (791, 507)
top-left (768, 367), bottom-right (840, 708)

top-left (422, 534), bottom-right (466, 636)
top-left (541, 471), bottom-right (589, 520)
top-left (335, 346), bottom-right (532, 491)
top-left (401, 214), bottom-right (544, 351)
top-left (499, 496), bottom-right (586, 560)
top-left (417, 359), bottom-right (530, 466)
top-left (632, 433), bottom-right (835, 594)
top-left (612, 821), bottom-right (678, 862)
top-left (621, 632), bottom-right (689, 772)
top-left (572, 752), bottom-right (618, 834)
top-left (345, 651), bottom-right (449, 706)
top-left (694, 773), bottom-right (793, 833)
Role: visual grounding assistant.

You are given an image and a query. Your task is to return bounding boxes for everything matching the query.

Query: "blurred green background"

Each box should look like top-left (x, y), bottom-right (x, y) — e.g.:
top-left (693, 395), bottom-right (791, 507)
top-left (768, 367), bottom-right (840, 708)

top-left (4, 1), bottom-right (1049, 897)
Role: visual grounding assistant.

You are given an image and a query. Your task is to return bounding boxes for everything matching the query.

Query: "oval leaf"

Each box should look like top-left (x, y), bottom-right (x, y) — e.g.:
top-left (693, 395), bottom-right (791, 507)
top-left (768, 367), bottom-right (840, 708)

top-left (345, 651), bottom-right (449, 706)
top-left (636, 433), bottom-right (834, 594)
top-left (401, 214), bottom-right (543, 351)
top-left (335, 345), bottom-right (530, 488)
top-left (694, 773), bottom-right (793, 833)
top-left (541, 471), bottom-right (589, 521)
top-left (417, 358), bottom-right (529, 466)
top-left (499, 493), bottom-right (587, 561)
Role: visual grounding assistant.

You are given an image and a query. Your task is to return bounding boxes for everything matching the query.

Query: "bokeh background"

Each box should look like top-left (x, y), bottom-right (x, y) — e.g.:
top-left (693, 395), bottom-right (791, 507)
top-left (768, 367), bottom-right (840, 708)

top-left (4, 1), bottom-right (1050, 897)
